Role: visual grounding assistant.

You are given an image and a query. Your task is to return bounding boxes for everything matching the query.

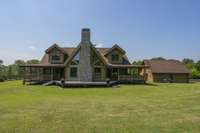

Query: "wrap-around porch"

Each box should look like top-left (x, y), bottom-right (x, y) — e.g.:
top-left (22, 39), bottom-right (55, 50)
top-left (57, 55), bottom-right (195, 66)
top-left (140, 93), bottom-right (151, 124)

top-left (21, 64), bottom-right (149, 85)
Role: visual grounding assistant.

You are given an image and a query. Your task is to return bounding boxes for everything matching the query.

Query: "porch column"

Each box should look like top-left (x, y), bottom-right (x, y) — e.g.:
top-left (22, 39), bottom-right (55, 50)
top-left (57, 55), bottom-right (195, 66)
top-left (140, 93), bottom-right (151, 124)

top-left (37, 68), bottom-right (39, 80)
top-left (29, 67), bottom-right (32, 81)
top-left (41, 67), bottom-right (43, 80)
top-left (117, 68), bottom-right (120, 81)
top-left (110, 68), bottom-right (112, 80)
top-left (51, 67), bottom-right (53, 80)
top-left (22, 67), bottom-right (26, 84)
top-left (143, 67), bottom-right (147, 81)
top-left (39, 67), bottom-right (43, 80)
top-left (131, 68), bottom-right (134, 80)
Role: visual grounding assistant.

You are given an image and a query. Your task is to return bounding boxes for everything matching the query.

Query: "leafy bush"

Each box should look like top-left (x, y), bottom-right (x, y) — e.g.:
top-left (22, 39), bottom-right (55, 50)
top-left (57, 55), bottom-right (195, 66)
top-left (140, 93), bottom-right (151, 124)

top-left (191, 68), bottom-right (200, 79)
top-left (0, 76), bottom-right (6, 82)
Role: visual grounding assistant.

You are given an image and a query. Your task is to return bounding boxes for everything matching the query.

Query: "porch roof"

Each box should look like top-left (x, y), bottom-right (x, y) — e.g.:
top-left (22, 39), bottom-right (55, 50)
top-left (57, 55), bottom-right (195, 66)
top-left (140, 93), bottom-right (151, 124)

top-left (108, 64), bottom-right (149, 68)
top-left (20, 64), bottom-right (65, 68)
top-left (20, 63), bottom-right (149, 68)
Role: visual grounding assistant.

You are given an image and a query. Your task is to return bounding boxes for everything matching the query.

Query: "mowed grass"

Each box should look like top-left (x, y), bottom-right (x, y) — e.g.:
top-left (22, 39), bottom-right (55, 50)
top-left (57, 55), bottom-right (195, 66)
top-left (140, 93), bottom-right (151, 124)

top-left (0, 81), bottom-right (200, 133)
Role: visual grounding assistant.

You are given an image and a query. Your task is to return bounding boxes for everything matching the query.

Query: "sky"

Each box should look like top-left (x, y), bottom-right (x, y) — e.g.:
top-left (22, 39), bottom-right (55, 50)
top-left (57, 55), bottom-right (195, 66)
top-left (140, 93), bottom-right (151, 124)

top-left (0, 0), bottom-right (200, 65)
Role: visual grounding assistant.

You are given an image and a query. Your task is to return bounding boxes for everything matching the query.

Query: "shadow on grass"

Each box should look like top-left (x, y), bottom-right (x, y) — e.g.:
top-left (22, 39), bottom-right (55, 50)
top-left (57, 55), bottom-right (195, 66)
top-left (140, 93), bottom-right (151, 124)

top-left (145, 83), bottom-right (158, 86)
top-left (25, 81), bottom-right (160, 89)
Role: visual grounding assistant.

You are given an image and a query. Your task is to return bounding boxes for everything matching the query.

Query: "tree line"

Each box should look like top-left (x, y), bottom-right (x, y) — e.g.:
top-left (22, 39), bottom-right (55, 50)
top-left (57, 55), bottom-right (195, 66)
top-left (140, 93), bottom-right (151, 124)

top-left (0, 59), bottom-right (39, 82)
top-left (0, 57), bottom-right (200, 82)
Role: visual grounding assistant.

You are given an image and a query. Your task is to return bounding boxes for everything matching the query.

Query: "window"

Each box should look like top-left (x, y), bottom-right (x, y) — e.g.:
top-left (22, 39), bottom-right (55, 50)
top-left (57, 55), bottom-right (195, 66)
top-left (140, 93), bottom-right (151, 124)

top-left (94, 67), bottom-right (101, 74)
top-left (112, 68), bottom-right (118, 74)
top-left (112, 54), bottom-right (119, 61)
top-left (70, 67), bottom-right (77, 77)
top-left (70, 61), bottom-right (77, 65)
top-left (71, 50), bottom-right (80, 64)
top-left (43, 68), bottom-right (51, 75)
top-left (51, 55), bottom-right (61, 63)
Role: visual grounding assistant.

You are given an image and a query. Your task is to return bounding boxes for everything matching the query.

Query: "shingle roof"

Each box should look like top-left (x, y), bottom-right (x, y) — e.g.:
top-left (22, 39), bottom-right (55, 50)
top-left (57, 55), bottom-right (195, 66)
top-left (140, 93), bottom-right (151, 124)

top-left (40, 46), bottom-right (129, 65)
top-left (62, 47), bottom-right (76, 55)
top-left (21, 64), bottom-right (65, 67)
top-left (60, 47), bottom-right (110, 56)
top-left (25, 42), bottom-right (134, 68)
top-left (40, 54), bottom-right (49, 64)
top-left (143, 60), bottom-right (190, 74)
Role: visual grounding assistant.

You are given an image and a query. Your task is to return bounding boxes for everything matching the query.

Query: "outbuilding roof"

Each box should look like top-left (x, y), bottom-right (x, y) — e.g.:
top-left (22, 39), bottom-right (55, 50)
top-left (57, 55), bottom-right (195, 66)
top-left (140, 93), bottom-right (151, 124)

top-left (143, 60), bottom-right (190, 74)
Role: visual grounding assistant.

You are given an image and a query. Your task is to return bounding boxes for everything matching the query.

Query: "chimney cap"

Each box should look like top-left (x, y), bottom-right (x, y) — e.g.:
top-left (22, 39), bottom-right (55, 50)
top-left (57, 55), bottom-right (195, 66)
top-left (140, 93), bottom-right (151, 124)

top-left (82, 28), bottom-right (90, 31)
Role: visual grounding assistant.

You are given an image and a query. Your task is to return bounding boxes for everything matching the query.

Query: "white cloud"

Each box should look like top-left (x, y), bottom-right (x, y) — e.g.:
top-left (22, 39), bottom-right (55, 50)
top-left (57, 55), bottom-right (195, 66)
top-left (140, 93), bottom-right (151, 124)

top-left (95, 43), bottom-right (103, 48)
top-left (28, 45), bottom-right (36, 50)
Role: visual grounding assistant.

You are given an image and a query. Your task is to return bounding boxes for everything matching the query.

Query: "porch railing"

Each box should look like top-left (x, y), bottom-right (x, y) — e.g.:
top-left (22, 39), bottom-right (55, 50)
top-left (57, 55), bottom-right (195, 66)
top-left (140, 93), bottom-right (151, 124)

top-left (24, 74), bottom-right (52, 81)
top-left (118, 75), bottom-right (144, 81)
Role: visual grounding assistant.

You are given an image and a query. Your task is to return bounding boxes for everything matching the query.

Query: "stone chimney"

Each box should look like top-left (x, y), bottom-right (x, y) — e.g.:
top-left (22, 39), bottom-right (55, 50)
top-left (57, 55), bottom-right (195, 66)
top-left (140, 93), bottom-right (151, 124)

top-left (79, 28), bottom-right (93, 82)
top-left (81, 28), bottom-right (91, 43)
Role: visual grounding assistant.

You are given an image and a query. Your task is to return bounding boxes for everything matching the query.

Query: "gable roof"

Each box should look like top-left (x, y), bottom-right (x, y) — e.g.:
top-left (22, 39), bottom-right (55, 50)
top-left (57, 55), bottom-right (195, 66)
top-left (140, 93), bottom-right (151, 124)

top-left (91, 45), bottom-right (108, 66)
top-left (143, 60), bottom-right (190, 74)
top-left (40, 43), bottom-right (130, 65)
top-left (96, 48), bottom-right (109, 55)
top-left (45, 44), bottom-right (67, 54)
top-left (105, 44), bottom-right (126, 55)
top-left (64, 44), bottom-right (81, 66)
top-left (63, 43), bottom-right (109, 66)
top-left (62, 47), bottom-right (77, 55)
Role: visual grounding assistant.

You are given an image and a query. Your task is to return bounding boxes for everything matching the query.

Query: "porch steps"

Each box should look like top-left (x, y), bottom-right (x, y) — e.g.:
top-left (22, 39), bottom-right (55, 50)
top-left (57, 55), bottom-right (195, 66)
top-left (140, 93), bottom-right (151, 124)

top-left (62, 81), bottom-right (119, 87)
top-left (42, 81), bottom-right (62, 86)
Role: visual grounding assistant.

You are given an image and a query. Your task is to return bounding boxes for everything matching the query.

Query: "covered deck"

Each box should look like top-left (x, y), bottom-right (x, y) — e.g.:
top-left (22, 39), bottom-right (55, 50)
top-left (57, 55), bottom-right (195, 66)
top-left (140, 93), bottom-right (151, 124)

top-left (107, 64), bottom-right (149, 84)
top-left (20, 64), bottom-right (65, 84)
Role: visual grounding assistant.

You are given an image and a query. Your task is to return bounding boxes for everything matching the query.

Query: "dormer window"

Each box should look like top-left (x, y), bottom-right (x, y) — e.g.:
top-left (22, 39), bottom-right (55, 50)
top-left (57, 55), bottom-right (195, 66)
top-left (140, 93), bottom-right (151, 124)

top-left (48, 48), bottom-right (64, 64)
top-left (112, 54), bottom-right (119, 62)
top-left (51, 55), bottom-right (61, 63)
top-left (52, 55), bottom-right (60, 61)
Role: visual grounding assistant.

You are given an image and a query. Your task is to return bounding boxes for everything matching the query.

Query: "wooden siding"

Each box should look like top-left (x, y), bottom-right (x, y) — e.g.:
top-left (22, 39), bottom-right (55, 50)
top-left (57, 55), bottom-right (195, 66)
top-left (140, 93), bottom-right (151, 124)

top-left (153, 73), bottom-right (189, 83)
top-left (106, 49), bottom-right (124, 64)
top-left (49, 48), bottom-right (65, 64)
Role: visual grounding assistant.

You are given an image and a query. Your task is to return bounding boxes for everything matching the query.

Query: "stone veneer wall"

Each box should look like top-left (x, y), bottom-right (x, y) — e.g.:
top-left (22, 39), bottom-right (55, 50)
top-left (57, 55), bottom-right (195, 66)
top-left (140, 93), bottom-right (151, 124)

top-left (79, 29), bottom-right (93, 81)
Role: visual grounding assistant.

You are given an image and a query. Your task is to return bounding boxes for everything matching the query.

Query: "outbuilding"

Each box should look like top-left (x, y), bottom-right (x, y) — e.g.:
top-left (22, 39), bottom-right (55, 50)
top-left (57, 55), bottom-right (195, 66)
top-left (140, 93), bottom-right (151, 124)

top-left (143, 60), bottom-right (190, 83)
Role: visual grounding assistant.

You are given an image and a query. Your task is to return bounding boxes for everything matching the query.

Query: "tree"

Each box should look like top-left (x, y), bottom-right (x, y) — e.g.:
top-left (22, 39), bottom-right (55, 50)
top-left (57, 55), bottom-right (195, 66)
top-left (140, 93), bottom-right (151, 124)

top-left (132, 60), bottom-right (143, 65)
top-left (196, 60), bottom-right (200, 72)
top-left (182, 58), bottom-right (195, 70)
top-left (15, 60), bottom-right (25, 65)
top-left (15, 60), bottom-right (25, 79)
top-left (182, 58), bottom-right (194, 65)
top-left (0, 60), bottom-right (9, 81)
top-left (7, 64), bottom-right (18, 80)
top-left (0, 60), bottom-right (3, 65)
top-left (0, 60), bottom-right (5, 81)
top-left (26, 59), bottom-right (39, 64)
top-left (191, 68), bottom-right (200, 79)
top-left (151, 57), bottom-right (166, 60)
top-left (182, 59), bottom-right (200, 79)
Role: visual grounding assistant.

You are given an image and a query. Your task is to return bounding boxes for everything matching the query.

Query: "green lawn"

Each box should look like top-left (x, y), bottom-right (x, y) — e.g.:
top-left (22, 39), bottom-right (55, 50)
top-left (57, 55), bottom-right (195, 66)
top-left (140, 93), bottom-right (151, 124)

top-left (0, 81), bottom-right (200, 133)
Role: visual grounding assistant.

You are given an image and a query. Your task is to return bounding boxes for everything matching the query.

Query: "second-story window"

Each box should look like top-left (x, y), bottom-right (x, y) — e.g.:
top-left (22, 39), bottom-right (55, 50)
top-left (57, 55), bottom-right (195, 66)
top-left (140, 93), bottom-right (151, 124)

top-left (51, 55), bottom-right (61, 63)
top-left (112, 54), bottom-right (119, 62)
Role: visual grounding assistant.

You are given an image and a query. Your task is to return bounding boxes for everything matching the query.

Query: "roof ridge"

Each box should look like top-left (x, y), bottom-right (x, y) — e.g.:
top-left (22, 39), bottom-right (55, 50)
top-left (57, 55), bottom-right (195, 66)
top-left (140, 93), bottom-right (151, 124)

top-left (61, 47), bottom-right (76, 48)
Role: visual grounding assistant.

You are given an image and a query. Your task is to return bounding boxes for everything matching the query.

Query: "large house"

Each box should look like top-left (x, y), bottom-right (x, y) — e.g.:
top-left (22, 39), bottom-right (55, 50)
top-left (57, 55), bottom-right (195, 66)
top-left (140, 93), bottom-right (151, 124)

top-left (21, 29), bottom-right (148, 85)
top-left (143, 60), bottom-right (190, 83)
